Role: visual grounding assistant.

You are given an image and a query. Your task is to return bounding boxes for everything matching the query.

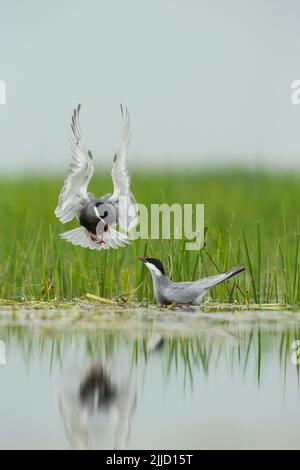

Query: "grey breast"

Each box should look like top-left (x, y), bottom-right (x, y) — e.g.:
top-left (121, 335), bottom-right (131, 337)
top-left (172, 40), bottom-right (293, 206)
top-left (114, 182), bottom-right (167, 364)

top-left (153, 276), bottom-right (174, 305)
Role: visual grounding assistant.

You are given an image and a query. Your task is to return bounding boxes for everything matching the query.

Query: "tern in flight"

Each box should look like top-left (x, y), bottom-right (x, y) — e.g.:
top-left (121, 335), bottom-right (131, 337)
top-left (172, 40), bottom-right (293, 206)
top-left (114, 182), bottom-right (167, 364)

top-left (55, 104), bottom-right (137, 250)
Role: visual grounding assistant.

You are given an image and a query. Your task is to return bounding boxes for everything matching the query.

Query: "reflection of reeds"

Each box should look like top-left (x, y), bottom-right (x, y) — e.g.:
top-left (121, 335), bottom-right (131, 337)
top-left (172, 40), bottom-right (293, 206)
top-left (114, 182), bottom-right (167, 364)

top-left (1, 169), bottom-right (300, 303)
top-left (2, 318), bottom-right (300, 387)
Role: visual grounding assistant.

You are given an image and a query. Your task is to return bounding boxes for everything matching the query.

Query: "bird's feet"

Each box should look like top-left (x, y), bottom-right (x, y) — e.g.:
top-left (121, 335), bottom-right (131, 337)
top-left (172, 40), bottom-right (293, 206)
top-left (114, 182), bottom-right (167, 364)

top-left (90, 234), bottom-right (105, 245)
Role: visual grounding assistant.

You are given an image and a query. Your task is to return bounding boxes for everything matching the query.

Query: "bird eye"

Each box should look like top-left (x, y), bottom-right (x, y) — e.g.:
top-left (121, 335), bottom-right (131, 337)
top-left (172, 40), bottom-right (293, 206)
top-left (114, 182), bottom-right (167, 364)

top-left (102, 211), bottom-right (108, 218)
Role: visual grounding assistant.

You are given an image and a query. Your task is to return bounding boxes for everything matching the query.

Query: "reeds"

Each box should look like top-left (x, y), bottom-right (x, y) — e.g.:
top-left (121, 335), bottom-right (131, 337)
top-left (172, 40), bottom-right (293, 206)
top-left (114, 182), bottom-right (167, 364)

top-left (2, 316), bottom-right (300, 387)
top-left (1, 168), bottom-right (300, 304)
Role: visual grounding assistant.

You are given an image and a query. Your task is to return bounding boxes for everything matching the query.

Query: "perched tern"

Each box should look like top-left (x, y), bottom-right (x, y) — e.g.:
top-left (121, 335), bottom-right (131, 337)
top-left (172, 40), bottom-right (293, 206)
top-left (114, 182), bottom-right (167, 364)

top-left (138, 257), bottom-right (245, 305)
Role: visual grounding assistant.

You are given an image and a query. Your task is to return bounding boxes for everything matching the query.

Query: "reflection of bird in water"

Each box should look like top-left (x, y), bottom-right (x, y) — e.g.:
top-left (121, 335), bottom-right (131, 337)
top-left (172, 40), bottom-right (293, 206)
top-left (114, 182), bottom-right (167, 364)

top-left (79, 364), bottom-right (116, 411)
top-left (145, 332), bottom-right (164, 354)
top-left (59, 362), bottom-right (136, 450)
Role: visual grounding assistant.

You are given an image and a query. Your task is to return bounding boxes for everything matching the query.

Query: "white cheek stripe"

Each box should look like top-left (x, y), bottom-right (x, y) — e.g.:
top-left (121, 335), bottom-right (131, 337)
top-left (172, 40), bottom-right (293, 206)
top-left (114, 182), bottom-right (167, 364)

top-left (94, 206), bottom-right (100, 219)
top-left (145, 263), bottom-right (162, 276)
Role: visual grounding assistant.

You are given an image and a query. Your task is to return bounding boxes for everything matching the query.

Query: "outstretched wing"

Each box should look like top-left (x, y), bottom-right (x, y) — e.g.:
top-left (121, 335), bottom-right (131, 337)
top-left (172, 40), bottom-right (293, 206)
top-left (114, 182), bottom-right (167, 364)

top-left (108, 105), bottom-right (137, 230)
top-left (55, 104), bottom-right (94, 223)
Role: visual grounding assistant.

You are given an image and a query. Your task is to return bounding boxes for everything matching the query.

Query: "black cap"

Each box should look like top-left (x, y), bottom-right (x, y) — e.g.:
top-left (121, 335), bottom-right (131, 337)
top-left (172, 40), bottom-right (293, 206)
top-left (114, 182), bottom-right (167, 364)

top-left (145, 258), bottom-right (165, 275)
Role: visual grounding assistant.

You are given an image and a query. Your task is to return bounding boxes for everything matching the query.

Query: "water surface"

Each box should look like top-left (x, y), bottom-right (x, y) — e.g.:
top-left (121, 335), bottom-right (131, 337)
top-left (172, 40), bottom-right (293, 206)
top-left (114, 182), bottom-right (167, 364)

top-left (0, 307), bottom-right (300, 449)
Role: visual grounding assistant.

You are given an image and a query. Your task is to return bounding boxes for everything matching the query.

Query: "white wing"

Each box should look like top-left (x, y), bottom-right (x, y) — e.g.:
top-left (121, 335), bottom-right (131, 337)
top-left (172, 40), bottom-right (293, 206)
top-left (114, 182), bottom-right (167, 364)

top-left (55, 104), bottom-right (94, 223)
top-left (108, 105), bottom-right (137, 230)
top-left (59, 391), bottom-right (90, 450)
top-left (59, 226), bottom-right (129, 251)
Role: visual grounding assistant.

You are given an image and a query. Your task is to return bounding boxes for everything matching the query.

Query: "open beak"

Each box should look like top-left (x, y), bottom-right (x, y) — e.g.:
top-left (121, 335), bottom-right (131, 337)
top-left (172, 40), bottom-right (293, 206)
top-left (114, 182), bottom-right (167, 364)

top-left (138, 256), bottom-right (146, 263)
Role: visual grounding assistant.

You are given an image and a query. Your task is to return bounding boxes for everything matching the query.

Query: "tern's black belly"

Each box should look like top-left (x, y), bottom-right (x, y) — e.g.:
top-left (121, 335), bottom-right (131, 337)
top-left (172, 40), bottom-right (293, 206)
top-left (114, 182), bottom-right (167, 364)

top-left (79, 210), bottom-right (99, 234)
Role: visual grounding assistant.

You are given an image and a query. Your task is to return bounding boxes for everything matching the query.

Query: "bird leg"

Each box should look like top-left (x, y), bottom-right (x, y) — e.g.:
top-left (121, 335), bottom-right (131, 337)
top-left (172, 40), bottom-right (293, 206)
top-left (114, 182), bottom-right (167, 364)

top-left (90, 233), bottom-right (105, 245)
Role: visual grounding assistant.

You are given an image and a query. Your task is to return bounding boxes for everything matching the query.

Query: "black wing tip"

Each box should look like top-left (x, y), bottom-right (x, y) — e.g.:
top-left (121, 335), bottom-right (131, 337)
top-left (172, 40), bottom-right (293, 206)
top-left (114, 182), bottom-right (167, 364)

top-left (72, 103), bottom-right (81, 116)
top-left (70, 104), bottom-right (82, 141)
top-left (120, 103), bottom-right (129, 116)
top-left (227, 265), bottom-right (245, 277)
top-left (235, 265), bottom-right (245, 273)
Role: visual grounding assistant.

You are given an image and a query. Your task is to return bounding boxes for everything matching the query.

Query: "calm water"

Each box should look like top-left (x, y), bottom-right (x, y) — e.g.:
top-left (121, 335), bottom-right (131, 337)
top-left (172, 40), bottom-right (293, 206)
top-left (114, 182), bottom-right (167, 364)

top-left (0, 307), bottom-right (300, 450)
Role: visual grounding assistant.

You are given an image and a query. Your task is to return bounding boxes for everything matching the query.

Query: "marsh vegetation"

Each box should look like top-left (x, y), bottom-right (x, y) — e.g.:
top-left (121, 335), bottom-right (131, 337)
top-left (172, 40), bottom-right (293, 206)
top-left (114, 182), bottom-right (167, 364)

top-left (0, 168), bottom-right (300, 305)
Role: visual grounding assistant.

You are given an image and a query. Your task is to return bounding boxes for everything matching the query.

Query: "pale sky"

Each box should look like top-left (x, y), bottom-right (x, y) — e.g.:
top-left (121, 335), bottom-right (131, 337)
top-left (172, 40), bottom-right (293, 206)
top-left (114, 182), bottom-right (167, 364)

top-left (0, 0), bottom-right (300, 172)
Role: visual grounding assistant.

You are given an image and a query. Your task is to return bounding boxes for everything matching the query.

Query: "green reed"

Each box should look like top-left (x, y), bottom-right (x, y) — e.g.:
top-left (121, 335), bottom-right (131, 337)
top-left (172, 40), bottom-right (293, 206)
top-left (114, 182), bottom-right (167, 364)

top-left (1, 167), bottom-right (300, 304)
